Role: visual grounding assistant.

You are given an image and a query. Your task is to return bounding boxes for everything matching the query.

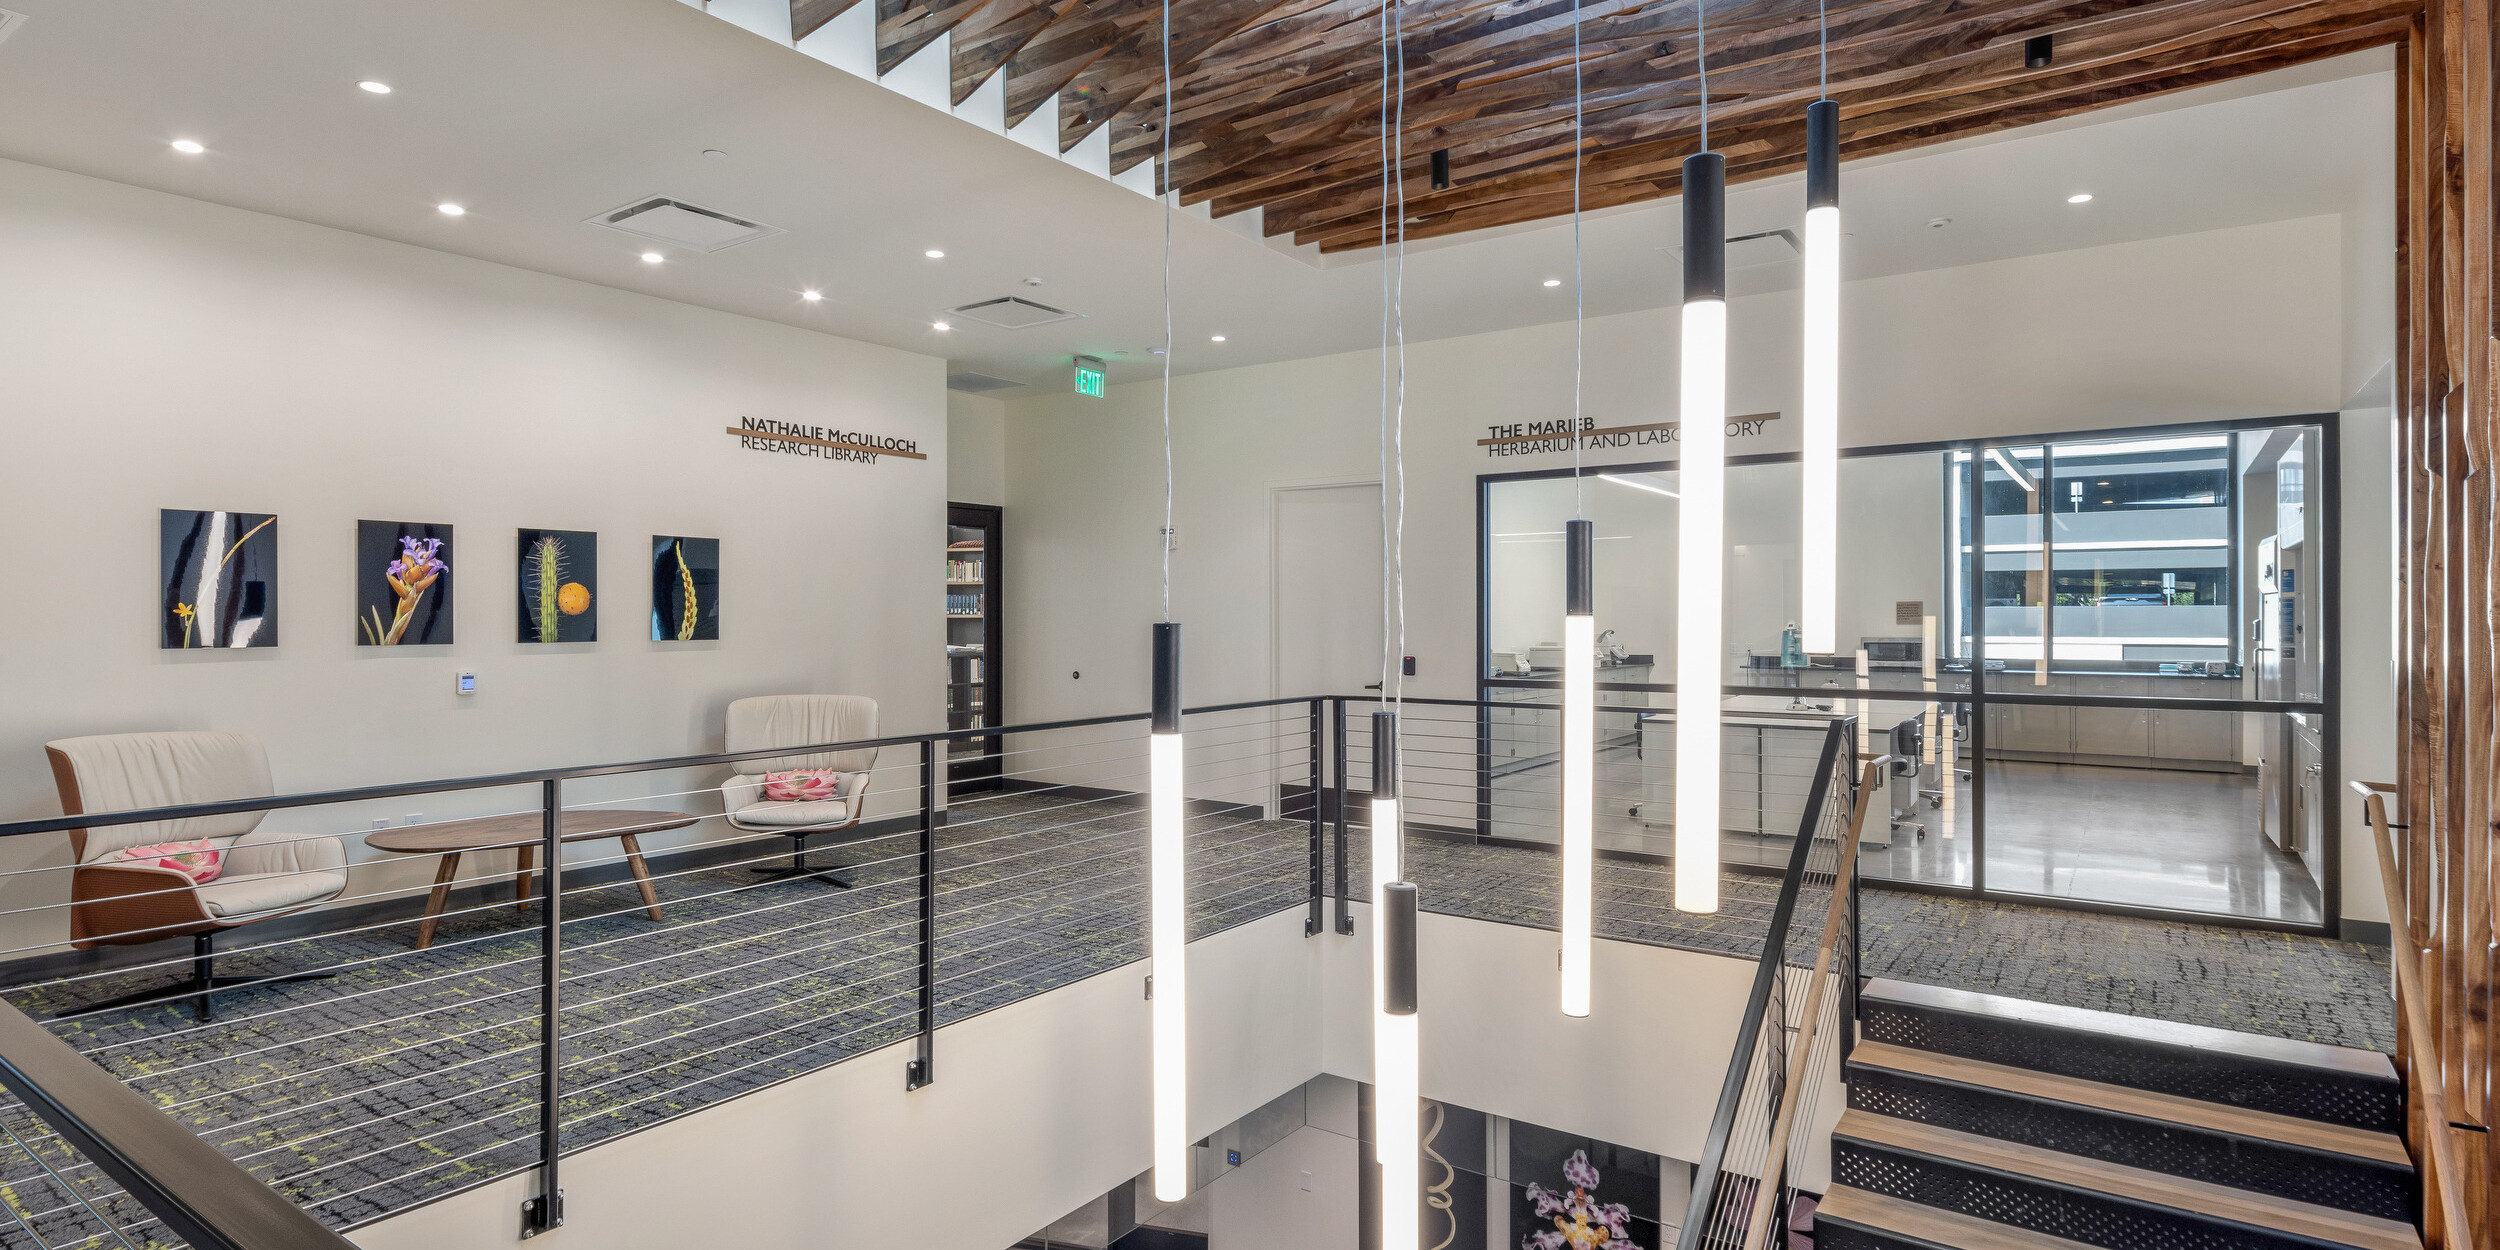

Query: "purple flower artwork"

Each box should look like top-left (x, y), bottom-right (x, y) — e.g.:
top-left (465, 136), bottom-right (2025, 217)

top-left (356, 521), bottom-right (454, 645)
top-left (1524, 1149), bottom-right (1640, 1250)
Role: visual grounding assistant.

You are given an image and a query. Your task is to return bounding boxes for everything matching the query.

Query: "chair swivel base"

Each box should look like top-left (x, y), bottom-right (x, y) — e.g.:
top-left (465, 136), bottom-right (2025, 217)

top-left (749, 842), bottom-right (852, 888)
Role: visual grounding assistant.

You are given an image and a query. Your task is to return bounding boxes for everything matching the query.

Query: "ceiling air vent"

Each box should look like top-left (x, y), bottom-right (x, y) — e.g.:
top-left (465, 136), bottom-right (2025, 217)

top-left (1662, 229), bottom-right (1802, 270)
top-left (947, 372), bottom-right (1026, 394)
top-left (586, 196), bottom-right (784, 252)
top-left (948, 297), bottom-right (1082, 330)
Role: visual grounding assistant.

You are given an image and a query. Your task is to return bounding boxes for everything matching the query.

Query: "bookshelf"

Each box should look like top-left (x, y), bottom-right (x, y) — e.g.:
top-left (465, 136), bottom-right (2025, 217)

top-left (946, 503), bottom-right (1003, 794)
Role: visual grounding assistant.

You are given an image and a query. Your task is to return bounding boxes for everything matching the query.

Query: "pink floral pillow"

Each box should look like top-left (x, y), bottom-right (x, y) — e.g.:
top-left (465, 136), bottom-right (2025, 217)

top-left (761, 770), bottom-right (842, 803)
top-left (109, 839), bottom-right (224, 884)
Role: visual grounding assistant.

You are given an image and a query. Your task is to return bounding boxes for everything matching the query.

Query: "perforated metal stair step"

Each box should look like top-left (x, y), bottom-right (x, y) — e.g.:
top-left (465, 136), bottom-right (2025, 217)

top-left (1816, 1184), bottom-right (2106, 1250)
top-left (1832, 1110), bottom-right (2421, 1250)
top-left (1858, 978), bottom-right (2401, 1133)
top-left (1846, 1040), bottom-right (2416, 1222)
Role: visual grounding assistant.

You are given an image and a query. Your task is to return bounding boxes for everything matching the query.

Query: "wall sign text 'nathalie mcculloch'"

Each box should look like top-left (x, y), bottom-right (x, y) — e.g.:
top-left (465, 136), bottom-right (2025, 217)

top-left (728, 417), bottom-right (928, 463)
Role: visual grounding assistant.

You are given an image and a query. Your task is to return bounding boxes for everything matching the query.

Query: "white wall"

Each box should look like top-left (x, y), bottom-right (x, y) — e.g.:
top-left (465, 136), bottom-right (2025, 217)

top-left (1006, 217), bottom-right (2344, 719)
top-left (0, 157), bottom-right (948, 954)
top-left (1004, 215), bottom-right (2395, 924)
top-left (948, 392), bottom-right (1007, 505)
top-left (345, 898), bottom-right (1797, 1250)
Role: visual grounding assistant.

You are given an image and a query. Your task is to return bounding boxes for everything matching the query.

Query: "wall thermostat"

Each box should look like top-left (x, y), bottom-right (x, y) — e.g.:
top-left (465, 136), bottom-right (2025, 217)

top-left (456, 670), bottom-right (477, 696)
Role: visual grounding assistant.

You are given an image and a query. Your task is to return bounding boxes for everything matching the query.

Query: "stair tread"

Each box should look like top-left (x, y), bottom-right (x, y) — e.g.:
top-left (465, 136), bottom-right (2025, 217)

top-left (1818, 1184), bottom-right (2105, 1250)
top-left (1836, 1109), bottom-right (2421, 1250)
top-left (1860, 978), bottom-right (2396, 1083)
top-left (1849, 1040), bottom-right (2411, 1167)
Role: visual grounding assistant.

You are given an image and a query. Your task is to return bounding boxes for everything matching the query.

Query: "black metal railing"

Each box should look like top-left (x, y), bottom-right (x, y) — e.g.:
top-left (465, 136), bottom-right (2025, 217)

top-left (1675, 717), bottom-right (1865, 1250)
top-left (0, 692), bottom-right (1882, 1247)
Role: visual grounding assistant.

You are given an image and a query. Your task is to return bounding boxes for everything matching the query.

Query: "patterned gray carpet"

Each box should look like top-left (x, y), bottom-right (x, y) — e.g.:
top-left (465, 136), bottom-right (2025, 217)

top-left (0, 794), bottom-right (2393, 1247)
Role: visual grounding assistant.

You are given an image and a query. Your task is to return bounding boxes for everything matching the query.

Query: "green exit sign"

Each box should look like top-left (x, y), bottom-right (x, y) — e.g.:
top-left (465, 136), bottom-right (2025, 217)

top-left (1073, 355), bottom-right (1106, 397)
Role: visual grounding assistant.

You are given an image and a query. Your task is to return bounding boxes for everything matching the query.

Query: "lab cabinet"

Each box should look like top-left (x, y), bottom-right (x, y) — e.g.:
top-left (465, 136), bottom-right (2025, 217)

top-left (2150, 707), bottom-right (2238, 766)
top-left (1982, 675), bottom-right (2239, 772)
top-left (1486, 666), bottom-right (1652, 775)
top-left (1638, 705), bottom-right (1845, 855)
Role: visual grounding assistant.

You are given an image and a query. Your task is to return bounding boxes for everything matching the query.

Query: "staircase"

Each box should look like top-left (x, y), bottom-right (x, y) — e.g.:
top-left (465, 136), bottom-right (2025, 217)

top-left (1815, 978), bottom-right (2421, 1250)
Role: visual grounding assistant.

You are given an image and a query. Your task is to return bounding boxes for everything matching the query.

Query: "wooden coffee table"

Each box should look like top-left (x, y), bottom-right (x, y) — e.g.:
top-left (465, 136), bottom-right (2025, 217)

top-left (365, 809), bottom-right (698, 949)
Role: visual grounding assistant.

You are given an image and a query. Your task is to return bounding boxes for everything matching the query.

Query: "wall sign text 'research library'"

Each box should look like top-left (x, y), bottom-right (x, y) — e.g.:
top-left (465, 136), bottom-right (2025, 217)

top-left (728, 417), bottom-right (927, 463)
top-left (1477, 413), bottom-right (1780, 458)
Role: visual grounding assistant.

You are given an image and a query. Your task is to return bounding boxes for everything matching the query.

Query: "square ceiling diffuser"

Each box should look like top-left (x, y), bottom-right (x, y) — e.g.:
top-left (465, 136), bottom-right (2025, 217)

top-left (587, 196), bottom-right (784, 252)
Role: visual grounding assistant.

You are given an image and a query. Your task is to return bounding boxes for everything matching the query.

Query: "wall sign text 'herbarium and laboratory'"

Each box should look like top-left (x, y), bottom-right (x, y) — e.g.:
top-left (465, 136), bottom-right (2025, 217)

top-left (729, 417), bottom-right (927, 463)
top-left (1477, 413), bottom-right (1780, 458)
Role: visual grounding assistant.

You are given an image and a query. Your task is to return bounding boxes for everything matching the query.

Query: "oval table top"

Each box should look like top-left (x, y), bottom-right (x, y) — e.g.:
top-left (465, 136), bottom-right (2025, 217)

top-left (364, 808), bottom-right (701, 854)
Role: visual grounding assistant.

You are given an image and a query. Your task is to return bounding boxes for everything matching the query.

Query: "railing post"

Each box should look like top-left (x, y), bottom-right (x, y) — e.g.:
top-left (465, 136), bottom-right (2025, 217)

top-left (1306, 699), bottom-right (1325, 937)
top-left (907, 738), bottom-right (938, 1090)
top-left (1332, 698), bottom-right (1353, 935)
top-left (520, 777), bottom-right (564, 1238)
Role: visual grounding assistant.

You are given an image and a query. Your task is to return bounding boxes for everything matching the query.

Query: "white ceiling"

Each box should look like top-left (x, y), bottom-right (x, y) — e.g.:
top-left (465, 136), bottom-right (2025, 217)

top-left (0, 0), bottom-right (2392, 396)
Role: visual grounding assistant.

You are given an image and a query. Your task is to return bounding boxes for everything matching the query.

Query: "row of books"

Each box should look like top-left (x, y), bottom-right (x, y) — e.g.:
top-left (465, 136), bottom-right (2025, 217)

top-left (946, 592), bottom-right (985, 615)
top-left (952, 656), bottom-right (987, 681)
top-left (947, 559), bottom-right (985, 581)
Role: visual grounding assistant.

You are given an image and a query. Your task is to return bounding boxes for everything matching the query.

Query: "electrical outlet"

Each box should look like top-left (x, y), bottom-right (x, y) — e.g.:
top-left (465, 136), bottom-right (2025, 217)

top-left (370, 818), bottom-right (390, 831)
top-left (404, 814), bottom-right (423, 826)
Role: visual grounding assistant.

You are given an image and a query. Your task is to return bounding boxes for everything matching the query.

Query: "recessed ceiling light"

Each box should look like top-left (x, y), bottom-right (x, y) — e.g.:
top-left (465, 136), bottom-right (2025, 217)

top-left (437, 203), bottom-right (465, 216)
top-left (802, 289), bottom-right (823, 302)
top-left (640, 251), bottom-right (664, 264)
top-left (170, 139), bottom-right (205, 154)
top-left (1210, 335), bottom-right (1226, 342)
top-left (358, 81), bottom-right (392, 94)
top-left (1543, 278), bottom-right (1562, 287)
top-left (932, 321), bottom-right (952, 331)
top-left (924, 249), bottom-right (945, 259)
top-left (2066, 193), bottom-right (2094, 204)
top-left (1927, 216), bottom-right (1953, 229)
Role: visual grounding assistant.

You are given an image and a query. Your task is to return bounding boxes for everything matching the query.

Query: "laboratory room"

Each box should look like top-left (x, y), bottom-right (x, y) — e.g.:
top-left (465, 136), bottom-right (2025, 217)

top-left (1480, 423), bottom-right (2331, 926)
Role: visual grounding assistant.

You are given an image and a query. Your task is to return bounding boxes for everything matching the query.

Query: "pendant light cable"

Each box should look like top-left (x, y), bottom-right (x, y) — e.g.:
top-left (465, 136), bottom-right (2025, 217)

top-left (1160, 0), bottom-right (1174, 624)
top-left (1567, 2), bottom-right (1586, 517)
top-left (1698, 0), bottom-right (1709, 151)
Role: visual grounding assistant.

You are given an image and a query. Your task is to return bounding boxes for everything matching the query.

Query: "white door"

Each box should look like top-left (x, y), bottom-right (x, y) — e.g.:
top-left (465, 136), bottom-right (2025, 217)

top-left (1274, 484), bottom-right (1385, 700)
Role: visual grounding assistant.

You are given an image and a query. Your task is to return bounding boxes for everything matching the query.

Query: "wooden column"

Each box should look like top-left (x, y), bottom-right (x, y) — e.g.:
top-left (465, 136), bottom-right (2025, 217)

top-left (2395, 0), bottom-right (2497, 1243)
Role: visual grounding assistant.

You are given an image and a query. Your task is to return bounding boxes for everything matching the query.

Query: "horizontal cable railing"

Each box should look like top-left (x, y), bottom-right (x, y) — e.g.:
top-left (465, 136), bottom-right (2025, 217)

top-left (0, 692), bottom-right (1899, 1244)
top-left (1674, 718), bottom-right (1867, 1250)
top-left (0, 698), bottom-right (1327, 1240)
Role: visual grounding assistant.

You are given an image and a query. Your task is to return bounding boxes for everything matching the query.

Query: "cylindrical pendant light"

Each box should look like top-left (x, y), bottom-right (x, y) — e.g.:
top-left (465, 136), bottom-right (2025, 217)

top-left (1370, 710), bottom-right (1403, 1029)
top-left (1147, 0), bottom-right (1187, 1194)
top-left (1800, 98), bottom-right (1840, 655)
top-left (1379, 878), bottom-right (1420, 1250)
top-left (1149, 622), bottom-right (1188, 1201)
top-left (1560, 519), bottom-right (1595, 1015)
top-left (1676, 147), bottom-right (1727, 915)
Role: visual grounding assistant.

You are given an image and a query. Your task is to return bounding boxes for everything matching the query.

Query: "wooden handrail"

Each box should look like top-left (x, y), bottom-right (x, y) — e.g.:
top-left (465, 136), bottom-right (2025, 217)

top-left (2350, 781), bottom-right (2472, 1250)
top-left (1737, 760), bottom-right (1883, 1250)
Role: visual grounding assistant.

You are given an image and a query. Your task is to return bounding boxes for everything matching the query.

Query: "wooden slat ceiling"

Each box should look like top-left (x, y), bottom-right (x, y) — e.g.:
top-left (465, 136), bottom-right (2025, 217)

top-left (801, 0), bottom-right (2413, 251)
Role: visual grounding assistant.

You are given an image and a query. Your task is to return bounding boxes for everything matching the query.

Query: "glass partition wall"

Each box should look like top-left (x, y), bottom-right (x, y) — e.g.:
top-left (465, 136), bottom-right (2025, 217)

top-left (1479, 415), bottom-right (2336, 931)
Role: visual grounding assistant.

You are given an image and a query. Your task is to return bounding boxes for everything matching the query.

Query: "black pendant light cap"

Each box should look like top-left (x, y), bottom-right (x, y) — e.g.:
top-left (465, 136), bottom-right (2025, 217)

top-left (1371, 710), bottom-right (1399, 799)
top-left (1382, 881), bottom-right (1419, 1015)
top-left (1682, 151), bottom-right (1726, 303)
top-left (1151, 621), bottom-right (1182, 733)
top-left (2024, 33), bottom-right (2053, 69)
top-left (1565, 519), bottom-right (1594, 616)
top-left (1806, 100), bottom-right (1840, 210)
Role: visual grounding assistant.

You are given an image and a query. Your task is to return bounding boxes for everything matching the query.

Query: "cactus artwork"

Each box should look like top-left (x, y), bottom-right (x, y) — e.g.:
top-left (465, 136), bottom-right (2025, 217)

top-left (651, 536), bottom-right (720, 641)
top-left (516, 529), bottom-right (598, 643)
